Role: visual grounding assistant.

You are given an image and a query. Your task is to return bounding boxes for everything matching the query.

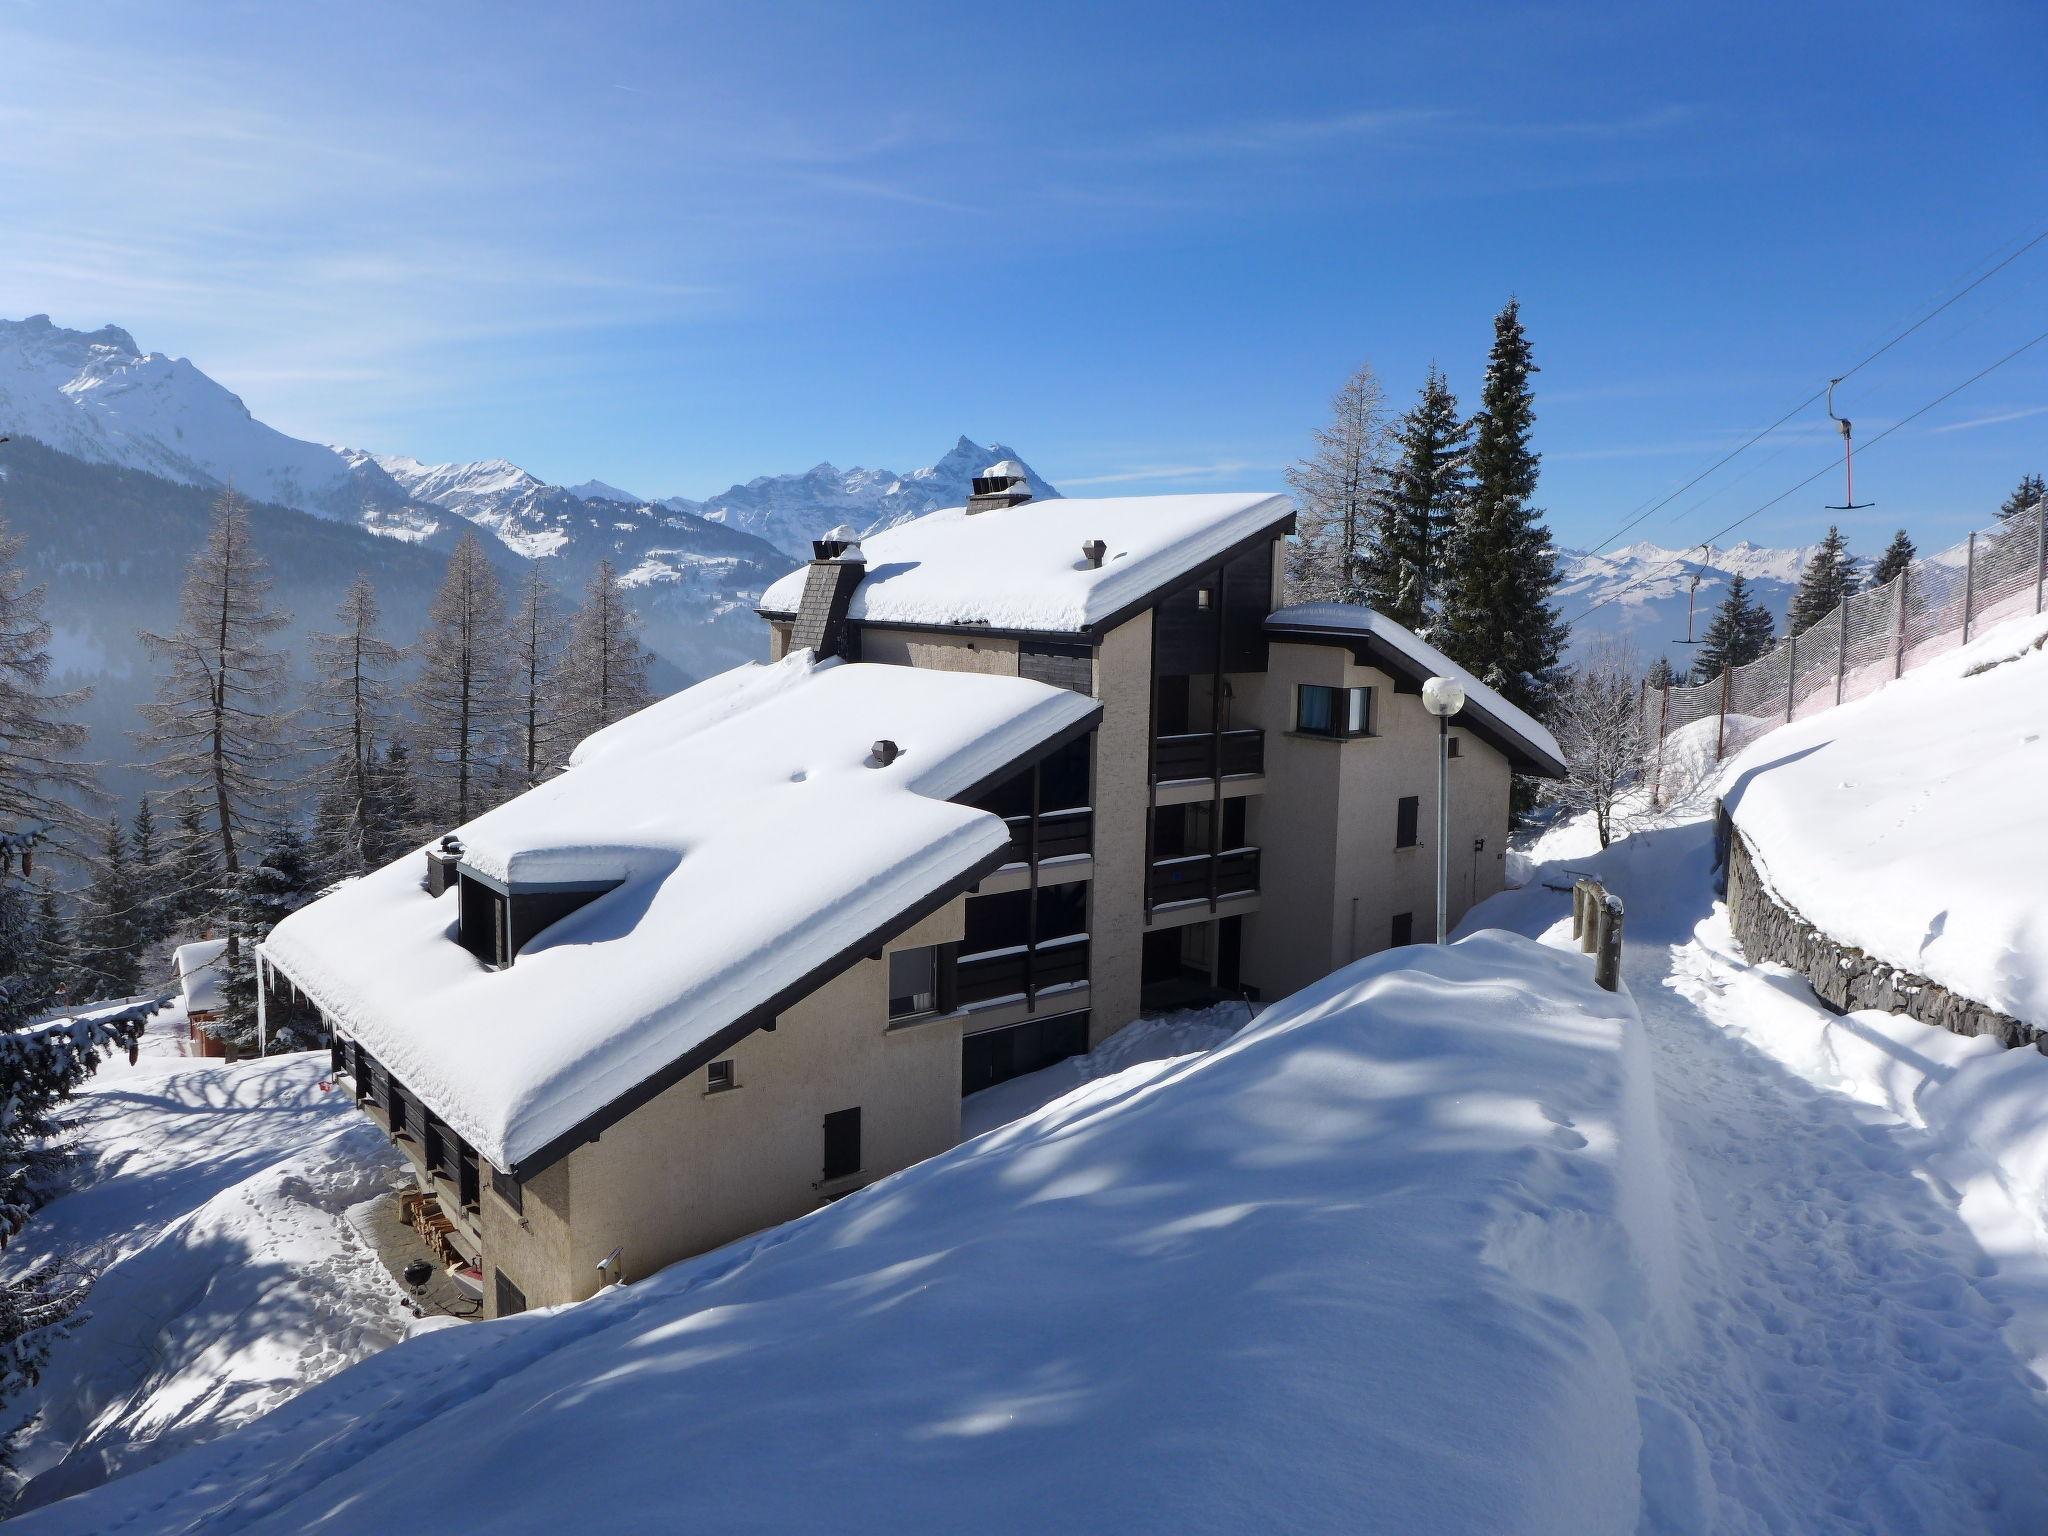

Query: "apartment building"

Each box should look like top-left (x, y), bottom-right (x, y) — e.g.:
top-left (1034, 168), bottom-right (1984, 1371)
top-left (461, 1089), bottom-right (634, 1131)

top-left (261, 467), bottom-right (1563, 1315)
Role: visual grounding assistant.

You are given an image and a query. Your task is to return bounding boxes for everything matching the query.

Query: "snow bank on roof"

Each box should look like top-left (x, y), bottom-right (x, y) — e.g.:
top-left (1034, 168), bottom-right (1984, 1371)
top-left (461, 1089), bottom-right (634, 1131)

top-left (1267, 601), bottom-right (1567, 767)
top-left (759, 492), bottom-right (1291, 632)
top-left (264, 653), bottom-right (1097, 1171)
top-left (172, 939), bottom-right (228, 1013)
top-left (20, 933), bottom-right (1667, 1536)
top-left (1723, 611), bottom-right (2048, 1025)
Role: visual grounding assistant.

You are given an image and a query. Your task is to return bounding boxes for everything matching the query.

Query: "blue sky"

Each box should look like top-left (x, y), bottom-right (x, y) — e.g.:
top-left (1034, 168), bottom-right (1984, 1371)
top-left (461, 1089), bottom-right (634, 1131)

top-left (1, 1), bottom-right (2044, 555)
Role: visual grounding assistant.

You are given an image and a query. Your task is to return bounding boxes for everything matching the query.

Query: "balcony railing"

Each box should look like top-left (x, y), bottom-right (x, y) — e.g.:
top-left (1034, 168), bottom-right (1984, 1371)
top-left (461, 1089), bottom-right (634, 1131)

top-left (999, 807), bottom-right (1093, 865)
top-left (1152, 728), bottom-right (1264, 784)
top-left (954, 937), bottom-right (1090, 1008)
top-left (1147, 846), bottom-right (1261, 907)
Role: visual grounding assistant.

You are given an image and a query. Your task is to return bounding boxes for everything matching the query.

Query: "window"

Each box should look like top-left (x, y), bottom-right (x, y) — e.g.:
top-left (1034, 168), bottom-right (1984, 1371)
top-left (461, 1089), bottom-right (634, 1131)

top-left (457, 1143), bottom-right (481, 1212)
top-left (490, 1161), bottom-right (523, 1214)
top-left (1296, 684), bottom-right (1373, 738)
top-left (1390, 912), bottom-right (1415, 947)
top-left (494, 1269), bottom-right (527, 1317)
top-left (1447, 735), bottom-right (1462, 760)
top-left (423, 1116), bottom-right (449, 1178)
top-left (1395, 795), bottom-right (1421, 849)
top-left (1196, 586), bottom-right (1213, 610)
top-left (889, 947), bottom-right (938, 1019)
top-left (822, 1107), bottom-right (862, 1182)
top-left (706, 1059), bottom-right (736, 1093)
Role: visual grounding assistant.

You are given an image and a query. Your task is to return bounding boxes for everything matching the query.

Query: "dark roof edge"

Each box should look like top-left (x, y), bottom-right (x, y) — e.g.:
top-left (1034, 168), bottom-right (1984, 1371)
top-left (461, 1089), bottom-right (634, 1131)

top-left (753, 510), bottom-right (1296, 644)
top-left (951, 703), bottom-right (1102, 808)
top-left (506, 838), bottom-right (1011, 1179)
top-left (1265, 623), bottom-right (1568, 778)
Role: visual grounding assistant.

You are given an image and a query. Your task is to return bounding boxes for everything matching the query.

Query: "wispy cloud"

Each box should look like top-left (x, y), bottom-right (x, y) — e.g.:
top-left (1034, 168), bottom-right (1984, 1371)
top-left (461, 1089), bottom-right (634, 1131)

top-left (1928, 403), bottom-right (2048, 434)
top-left (1061, 459), bottom-right (1259, 487)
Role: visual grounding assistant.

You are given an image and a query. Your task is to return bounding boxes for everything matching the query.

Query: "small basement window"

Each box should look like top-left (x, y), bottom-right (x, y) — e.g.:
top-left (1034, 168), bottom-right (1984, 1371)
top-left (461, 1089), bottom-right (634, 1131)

top-left (1296, 684), bottom-right (1373, 738)
top-left (1447, 736), bottom-right (1462, 759)
top-left (706, 1059), bottom-right (736, 1093)
top-left (1395, 795), bottom-right (1421, 849)
top-left (889, 947), bottom-right (938, 1019)
top-left (1390, 912), bottom-right (1414, 947)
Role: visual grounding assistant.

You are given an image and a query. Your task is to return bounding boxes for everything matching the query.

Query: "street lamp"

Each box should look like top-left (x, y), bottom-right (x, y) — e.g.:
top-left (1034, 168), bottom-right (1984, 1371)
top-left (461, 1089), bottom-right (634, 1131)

top-left (1421, 676), bottom-right (1467, 944)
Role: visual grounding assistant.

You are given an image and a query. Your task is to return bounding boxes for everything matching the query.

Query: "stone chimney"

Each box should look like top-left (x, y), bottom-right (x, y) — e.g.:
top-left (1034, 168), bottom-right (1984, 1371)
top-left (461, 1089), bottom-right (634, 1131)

top-left (966, 459), bottom-right (1033, 514)
top-left (789, 524), bottom-right (866, 660)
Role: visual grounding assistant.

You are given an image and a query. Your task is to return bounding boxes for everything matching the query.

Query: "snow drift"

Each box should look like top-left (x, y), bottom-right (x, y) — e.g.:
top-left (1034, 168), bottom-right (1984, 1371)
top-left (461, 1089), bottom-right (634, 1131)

top-left (18, 932), bottom-right (1673, 1536)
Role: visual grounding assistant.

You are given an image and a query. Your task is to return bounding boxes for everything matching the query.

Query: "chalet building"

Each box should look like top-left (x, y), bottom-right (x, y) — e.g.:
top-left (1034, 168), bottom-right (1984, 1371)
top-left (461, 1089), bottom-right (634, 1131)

top-left (172, 937), bottom-right (232, 1057)
top-left (262, 468), bottom-right (1564, 1317)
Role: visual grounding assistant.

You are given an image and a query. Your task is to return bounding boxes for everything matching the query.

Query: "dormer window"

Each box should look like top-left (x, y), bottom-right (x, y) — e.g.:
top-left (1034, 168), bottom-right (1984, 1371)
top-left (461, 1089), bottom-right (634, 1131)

top-left (456, 866), bottom-right (623, 968)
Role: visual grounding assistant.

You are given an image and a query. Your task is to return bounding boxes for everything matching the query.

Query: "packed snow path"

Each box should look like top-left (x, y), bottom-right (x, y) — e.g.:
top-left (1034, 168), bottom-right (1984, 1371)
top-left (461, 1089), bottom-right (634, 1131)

top-left (1481, 821), bottom-right (2048, 1534)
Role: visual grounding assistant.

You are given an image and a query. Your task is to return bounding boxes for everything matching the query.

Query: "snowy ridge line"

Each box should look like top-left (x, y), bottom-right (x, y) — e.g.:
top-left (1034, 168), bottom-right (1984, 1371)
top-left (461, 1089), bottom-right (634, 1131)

top-left (16, 934), bottom-right (1675, 1535)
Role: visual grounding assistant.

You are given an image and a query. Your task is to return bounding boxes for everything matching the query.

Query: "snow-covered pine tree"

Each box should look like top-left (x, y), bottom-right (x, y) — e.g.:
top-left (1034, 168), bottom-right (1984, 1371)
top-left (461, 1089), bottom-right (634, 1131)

top-left (159, 793), bottom-right (219, 938)
top-left (1690, 574), bottom-right (1776, 682)
top-left (1999, 472), bottom-right (2044, 521)
top-left (408, 532), bottom-right (511, 827)
top-left (1868, 529), bottom-right (1915, 589)
top-left (1285, 361), bottom-right (1392, 603)
top-left (1363, 365), bottom-right (1469, 629)
top-left (0, 517), bottom-right (95, 854)
top-left (1546, 638), bottom-right (1646, 849)
top-left (510, 567), bottom-right (567, 787)
top-left (211, 823), bottom-right (319, 1054)
top-left (1646, 656), bottom-right (1675, 689)
top-left (127, 797), bottom-right (165, 957)
top-left (307, 576), bottom-right (402, 879)
top-left (1434, 300), bottom-right (1568, 719)
top-left (24, 887), bottom-right (71, 1016)
top-left (1787, 525), bottom-right (1855, 637)
top-left (560, 560), bottom-right (653, 748)
top-left (74, 814), bottom-right (142, 1000)
top-left (366, 740), bottom-right (426, 867)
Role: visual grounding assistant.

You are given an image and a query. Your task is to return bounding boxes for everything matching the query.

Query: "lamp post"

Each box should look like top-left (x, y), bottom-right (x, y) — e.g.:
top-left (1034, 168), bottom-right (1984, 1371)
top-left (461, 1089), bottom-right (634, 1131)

top-left (1421, 676), bottom-right (1467, 944)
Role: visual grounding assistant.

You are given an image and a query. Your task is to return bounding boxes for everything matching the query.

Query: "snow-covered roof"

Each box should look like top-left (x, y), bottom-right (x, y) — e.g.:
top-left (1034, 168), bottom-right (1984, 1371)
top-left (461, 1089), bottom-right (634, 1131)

top-left (172, 939), bottom-right (228, 1014)
top-left (263, 653), bottom-right (1099, 1173)
top-left (1265, 602), bottom-right (1568, 776)
top-left (759, 492), bottom-right (1293, 634)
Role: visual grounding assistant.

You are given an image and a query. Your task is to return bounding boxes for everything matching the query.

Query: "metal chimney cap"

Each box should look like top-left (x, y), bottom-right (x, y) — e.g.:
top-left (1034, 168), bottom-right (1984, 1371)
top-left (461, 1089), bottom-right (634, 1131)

top-left (439, 834), bottom-right (464, 855)
top-left (1082, 538), bottom-right (1107, 568)
top-left (871, 739), bottom-right (901, 766)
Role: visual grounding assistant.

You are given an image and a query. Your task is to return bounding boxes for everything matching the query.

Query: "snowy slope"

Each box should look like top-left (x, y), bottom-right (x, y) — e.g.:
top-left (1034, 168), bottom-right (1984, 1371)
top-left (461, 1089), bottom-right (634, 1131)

top-left (0, 1046), bottom-right (411, 1513)
top-left (671, 435), bottom-right (1060, 559)
top-left (16, 933), bottom-right (1668, 1536)
top-left (1722, 610), bottom-right (2048, 1026)
top-left (1556, 538), bottom-right (1816, 664)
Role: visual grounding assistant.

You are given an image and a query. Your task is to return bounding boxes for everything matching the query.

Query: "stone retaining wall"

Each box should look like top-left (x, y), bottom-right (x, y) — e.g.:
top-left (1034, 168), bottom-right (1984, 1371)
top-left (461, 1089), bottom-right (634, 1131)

top-left (1718, 807), bottom-right (2041, 1052)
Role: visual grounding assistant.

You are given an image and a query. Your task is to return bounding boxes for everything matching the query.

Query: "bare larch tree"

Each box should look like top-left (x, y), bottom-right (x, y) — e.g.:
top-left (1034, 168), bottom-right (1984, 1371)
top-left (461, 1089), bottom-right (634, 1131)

top-left (560, 560), bottom-right (653, 747)
top-left (408, 532), bottom-right (510, 826)
top-left (0, 515), bottom-right (96, 863)
top-left (308, 576), bottom-right (403, 876)
top-left (509, 566), bottom-right (567, 788)
top-left (1285, 360), bottom-right (1392, 603)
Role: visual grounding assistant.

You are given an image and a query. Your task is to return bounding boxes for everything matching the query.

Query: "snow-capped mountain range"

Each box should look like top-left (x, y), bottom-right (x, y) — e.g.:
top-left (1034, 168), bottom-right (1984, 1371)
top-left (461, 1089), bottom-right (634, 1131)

top-left (1555, 538), bottom-right (1818, 664)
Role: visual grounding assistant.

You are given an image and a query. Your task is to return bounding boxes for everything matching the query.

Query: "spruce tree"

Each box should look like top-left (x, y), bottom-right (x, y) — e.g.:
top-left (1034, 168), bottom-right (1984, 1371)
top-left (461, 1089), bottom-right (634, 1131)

top-left (1868, 529), bottom-right (1916, 588)
top-left (307, 576), bottom-right (402, 878)
top-left (1434, 299), bottom-right (1568, 717)
top-left (1691, 574), bottom-right (1776, 682)
top-left (211, 824), bottom-right (316, 1055)
top-left (1787, 525), bottom-right (1855, 637)
top-left (367, 741), bottom-right (425, 867)
top-left (560, 560), bottom-right (653, 748)
top-left (408, 532), bottom-right (511, 826)
top-left (1999, 472), bottom-right (2045, 521)
top-left (160, 794), bottom-right (219, 937)
top-left (75, 814), bottom-right (142, 999)
top-left (1285, 361), bottom-right (1392, 602)
top-left (1363, 365), bottom-right (1468, 629)
top-left (25, 888), bottom-right (72, 1016)
top-left (1646, 656), bottom-right (1675, 689)
top-left (0, 516), bottom-right (95, 851)
top-left (509, 567), bottom-right (567, 787)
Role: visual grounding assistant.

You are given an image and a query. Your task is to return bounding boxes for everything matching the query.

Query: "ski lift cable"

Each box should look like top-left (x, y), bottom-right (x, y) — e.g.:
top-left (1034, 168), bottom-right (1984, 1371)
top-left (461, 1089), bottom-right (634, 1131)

top-left (1574, 222), bottom-right (2048, 560)
top-left (1563, 320), bottom-right (2048, 629)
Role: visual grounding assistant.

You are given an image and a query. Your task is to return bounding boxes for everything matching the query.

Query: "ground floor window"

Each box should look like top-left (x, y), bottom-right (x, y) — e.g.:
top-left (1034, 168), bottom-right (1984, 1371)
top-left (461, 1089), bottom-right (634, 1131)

top-left (960, 1011), bottom-right (1090, 1097)
top-left (1390, 911), bottom-right (1415, 947)
top-left (1396, 795), bottom-right (1421, 849)
top-left (888, 947), bottom-right (937, 1019)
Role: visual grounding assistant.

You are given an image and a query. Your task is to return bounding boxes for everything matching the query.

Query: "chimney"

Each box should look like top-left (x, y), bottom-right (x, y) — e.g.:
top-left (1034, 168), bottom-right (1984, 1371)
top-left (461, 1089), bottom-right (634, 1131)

top-left (425, 834), bottom-right (463, 896)
top-left (966, 459), bottom-right (1033, 515)
top-left (1082, 538), bottom-right (1106, 569)
top-left (871, 738), bottom-right (900, 767)
top-left (790, 524), bottom-right (867, 661)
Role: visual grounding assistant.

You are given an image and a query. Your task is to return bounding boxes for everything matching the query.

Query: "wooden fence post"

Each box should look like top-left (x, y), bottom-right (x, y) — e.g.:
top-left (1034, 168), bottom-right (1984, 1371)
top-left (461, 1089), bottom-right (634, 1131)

top-left (1715, 666), bottom-right (1731, 761)
top-left (1963, 529), bottom-right (1977, 644)
top-left (1894, 565), bottom-right (1910, 679)
top-left (1595, 896), bottom-right (1624, 992)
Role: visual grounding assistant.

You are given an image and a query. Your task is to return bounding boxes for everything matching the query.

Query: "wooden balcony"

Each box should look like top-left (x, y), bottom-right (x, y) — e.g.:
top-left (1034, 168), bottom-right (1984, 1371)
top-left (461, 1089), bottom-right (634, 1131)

top-left (1151, 728), bottom-right (1264, 785)
top-left (1147, 846), bottom-right (1261, 908)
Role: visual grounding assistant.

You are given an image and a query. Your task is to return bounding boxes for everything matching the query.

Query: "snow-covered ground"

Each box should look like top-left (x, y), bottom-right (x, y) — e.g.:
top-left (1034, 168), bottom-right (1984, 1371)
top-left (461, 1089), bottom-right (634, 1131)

top-left (1721, 611), bottom-right (2048, 1024)
top-left (1, 1037), bottom-right (413, 1514)
top-left (15, 932), bottom-right (1670, 1535)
